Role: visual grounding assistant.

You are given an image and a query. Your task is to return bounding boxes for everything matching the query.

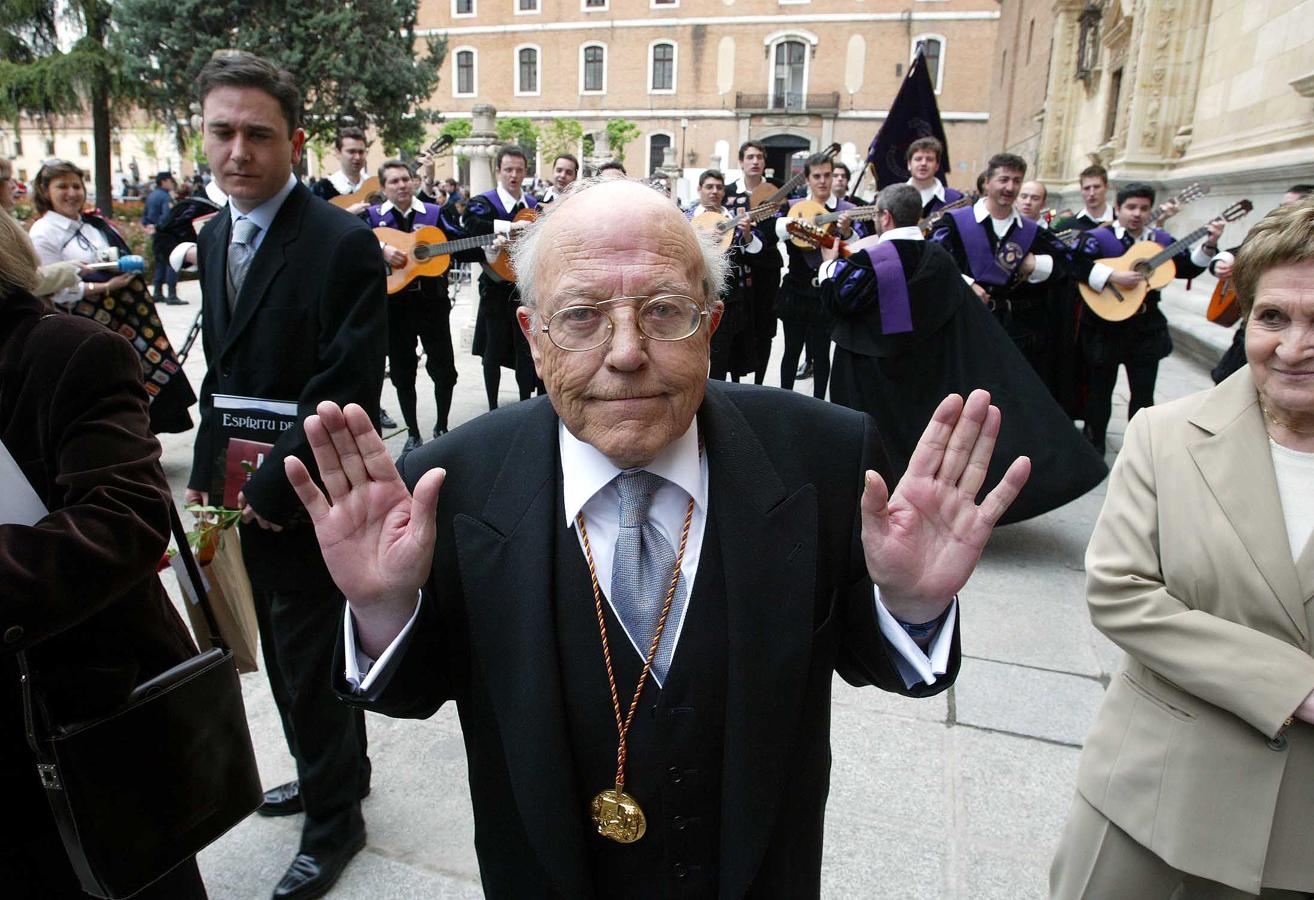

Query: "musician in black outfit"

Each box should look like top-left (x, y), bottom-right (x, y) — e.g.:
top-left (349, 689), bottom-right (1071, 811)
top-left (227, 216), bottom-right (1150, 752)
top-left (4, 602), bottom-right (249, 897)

top-left (689, 169), bottom-right (761, 381)
top-left (362, 160), bottom-right (466, 452)
top-left (929, 153), bottom-right (1071, 401)
top-left (310, 127), bottom-right (371, 214)
top-left (724, 140), bottom-right (782, 385)
top-left (1070, 182), bottom-right (1225, 454)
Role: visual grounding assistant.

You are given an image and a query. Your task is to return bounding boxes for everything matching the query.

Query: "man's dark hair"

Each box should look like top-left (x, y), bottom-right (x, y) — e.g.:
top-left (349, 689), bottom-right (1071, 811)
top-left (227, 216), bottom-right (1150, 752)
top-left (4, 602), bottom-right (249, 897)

top-left (698, 168), bottom-right (725, 188)
top-left (802, 153), bottom-right (833, 178)
top-left (377, 158), bottom-right (411, 183)
top-left (1116, 181), bottom-right (1157, 207)
top-left (905, 136), bottom-right (944, 164)
top-left (975, 171), bottom-right (988, 194)
top-left (1079, 164), bottom-right (1108, 185)
top-left (553, 153), bottom-right (579, 173)
top-left (876, 184), bottom-right (922, 228)
top-left (155, 171), bottom-right (173, 186)
top-left (598, 159), bottom-right (626, 175)
top-left (738, 140), bottom-right (765, 161)
top-left (496, 145), bottom-right (528, 170)
top-left (1286, 183), bottom-right (1314, 198)
top-left (198, 51), bottom-right (302, 136)
top-left (832, 161), bottom-right (851, 180)
top-left (335, 126), bottom-right (367, 151)
top-left (443, 178), bottom-right (459, 190)
top-left (985, 153), bottom-right (1027, 180)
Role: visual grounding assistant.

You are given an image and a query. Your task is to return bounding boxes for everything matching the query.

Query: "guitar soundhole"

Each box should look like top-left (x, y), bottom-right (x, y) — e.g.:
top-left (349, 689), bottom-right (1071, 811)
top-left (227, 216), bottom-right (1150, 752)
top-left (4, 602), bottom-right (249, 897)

top-left (1133, 261), bottom-right (1153, 278)
top-left (413, 246), bottom-right (429, 261)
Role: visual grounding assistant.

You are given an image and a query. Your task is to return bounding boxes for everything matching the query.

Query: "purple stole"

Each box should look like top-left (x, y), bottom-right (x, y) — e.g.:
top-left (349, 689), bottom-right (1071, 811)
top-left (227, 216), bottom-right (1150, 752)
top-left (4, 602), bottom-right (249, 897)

top-left (948, 207), bottom-right (1039, 287)
top-left (481, 189), bottom-right (538, 219)
top-left (364, 202), bottom-right (443, 231)
top-left (1085, 225), bottom-right (1172, 260)
top-left (863, 241), bottom-right (913, 335)
top-left (925, 187), bottom-right (964, 214)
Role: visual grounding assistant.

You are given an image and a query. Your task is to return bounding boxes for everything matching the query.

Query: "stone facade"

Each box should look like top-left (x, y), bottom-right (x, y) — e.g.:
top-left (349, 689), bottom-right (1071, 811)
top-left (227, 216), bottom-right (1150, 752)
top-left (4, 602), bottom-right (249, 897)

top-left (0, 114), bottom-right (187, 194)
top-left (987, 0), bottom-right (1314, 235)
top-left (417, 0), bottom-right (1001, 200)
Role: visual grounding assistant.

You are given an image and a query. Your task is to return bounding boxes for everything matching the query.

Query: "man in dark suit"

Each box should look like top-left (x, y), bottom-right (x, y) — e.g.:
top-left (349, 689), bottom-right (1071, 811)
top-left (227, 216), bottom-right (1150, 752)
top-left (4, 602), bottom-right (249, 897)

top-left (285, 178), bottom-right (1031, 897)
top-left (181, 52), bottom-right (387, 900)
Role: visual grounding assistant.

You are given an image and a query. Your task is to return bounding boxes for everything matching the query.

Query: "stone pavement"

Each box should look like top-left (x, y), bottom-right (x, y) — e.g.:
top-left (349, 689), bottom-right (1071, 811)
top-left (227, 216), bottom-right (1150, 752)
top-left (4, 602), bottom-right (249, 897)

top-left (147, 274), bottom-right (1215, 899)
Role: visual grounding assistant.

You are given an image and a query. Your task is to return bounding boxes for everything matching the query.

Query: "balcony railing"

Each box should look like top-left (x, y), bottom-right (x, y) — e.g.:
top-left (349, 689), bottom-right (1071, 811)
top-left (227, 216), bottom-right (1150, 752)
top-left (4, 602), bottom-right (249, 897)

top-left (734, 92), bottom-right (840, 113)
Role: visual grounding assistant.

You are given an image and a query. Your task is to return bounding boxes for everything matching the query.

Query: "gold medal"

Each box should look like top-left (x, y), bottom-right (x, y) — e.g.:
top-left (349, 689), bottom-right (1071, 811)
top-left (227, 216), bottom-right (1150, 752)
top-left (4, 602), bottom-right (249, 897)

top-left (590, 786), bottom-right (647, 843)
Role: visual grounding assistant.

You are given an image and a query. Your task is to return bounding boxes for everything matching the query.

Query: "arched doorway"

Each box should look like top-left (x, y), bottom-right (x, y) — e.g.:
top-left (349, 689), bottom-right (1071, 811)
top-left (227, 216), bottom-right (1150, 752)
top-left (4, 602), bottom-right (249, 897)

top-left (760, 133), bottom-right (811, 187)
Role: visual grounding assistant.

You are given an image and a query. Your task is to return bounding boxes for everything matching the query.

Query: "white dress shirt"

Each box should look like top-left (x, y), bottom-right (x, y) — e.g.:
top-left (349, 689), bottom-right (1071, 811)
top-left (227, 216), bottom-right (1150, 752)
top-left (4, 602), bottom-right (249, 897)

top-left (328, 169), bottom-right (365, 197)
top-left (168, 176), bottom-right (298, 274)
top-left (817, 225), bottom-right (922, 283)
top-left (1076, 204), bottom-right (1113, 226)
top-left (489, 185), bottom-right (526, 235)
top-left (27, 210), bottom-right (112, 309)
top-left (344, 419), bottom-right (956, 693)
top-left (1085, 222), bottom-right (1215, 293)
top-left (957, 198), bottom-right (1054, 288)
top-left (908, 177), bottom-right (947, 209)
top-left (1270, 441), bottom-right (1314, 561)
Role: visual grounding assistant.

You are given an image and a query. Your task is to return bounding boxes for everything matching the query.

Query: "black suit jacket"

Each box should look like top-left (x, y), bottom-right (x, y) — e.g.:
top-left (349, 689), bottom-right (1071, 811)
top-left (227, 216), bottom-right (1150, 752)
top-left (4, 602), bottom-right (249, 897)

top-left (336, 382), bottom-right (960, 897)
top-left (188, 181), bottom-right (387, 584)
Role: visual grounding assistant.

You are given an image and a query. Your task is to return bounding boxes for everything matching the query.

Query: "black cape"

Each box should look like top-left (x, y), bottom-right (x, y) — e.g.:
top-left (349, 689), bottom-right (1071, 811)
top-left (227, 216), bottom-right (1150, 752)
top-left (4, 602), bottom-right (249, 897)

top-left (824, 239), bottom-right (1107, 525)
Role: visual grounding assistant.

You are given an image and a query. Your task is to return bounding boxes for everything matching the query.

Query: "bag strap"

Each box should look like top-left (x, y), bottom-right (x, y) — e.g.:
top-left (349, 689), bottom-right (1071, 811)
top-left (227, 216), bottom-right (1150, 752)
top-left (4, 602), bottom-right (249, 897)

top-left (168, 503), bottom-right (228, 653)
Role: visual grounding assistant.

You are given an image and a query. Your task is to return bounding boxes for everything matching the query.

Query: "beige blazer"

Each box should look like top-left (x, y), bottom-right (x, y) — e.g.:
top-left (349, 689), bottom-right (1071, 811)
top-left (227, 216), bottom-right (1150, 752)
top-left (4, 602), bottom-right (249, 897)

top-left (1076, 368), bottom-right (1314, 894)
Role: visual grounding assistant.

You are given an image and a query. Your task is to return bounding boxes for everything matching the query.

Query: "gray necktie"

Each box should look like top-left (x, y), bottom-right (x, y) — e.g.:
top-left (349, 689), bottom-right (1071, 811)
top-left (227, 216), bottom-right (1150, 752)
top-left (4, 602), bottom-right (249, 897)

top-left (610, 470), bottom-right (687, 683)
top-left (226, 217), bottom-right (261, 310)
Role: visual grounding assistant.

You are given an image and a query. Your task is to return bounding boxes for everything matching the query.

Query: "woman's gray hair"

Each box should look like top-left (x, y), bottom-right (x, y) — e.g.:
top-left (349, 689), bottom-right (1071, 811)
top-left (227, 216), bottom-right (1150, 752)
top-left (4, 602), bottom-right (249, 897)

top-left (511, 175), bottom-right (730, 311)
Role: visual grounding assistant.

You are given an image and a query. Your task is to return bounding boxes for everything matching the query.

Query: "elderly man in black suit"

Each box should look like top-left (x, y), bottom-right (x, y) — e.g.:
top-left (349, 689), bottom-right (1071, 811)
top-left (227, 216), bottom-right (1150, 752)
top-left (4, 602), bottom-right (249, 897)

top-left (181, 52), bottom-right (387, 900)
top-left (286, 178), bottom-right (1030, 898)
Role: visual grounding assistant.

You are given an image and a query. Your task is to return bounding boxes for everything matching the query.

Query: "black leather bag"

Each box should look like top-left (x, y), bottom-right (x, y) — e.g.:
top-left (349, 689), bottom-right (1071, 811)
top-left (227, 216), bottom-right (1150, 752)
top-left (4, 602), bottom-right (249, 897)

top-left (18, 505), bottom-right (263, 899)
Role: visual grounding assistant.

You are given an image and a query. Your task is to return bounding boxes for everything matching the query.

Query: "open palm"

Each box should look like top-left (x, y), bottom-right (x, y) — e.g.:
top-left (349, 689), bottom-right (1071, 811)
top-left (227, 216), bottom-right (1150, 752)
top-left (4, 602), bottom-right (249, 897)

top-left (861, 391), bottom-right (1030, 619)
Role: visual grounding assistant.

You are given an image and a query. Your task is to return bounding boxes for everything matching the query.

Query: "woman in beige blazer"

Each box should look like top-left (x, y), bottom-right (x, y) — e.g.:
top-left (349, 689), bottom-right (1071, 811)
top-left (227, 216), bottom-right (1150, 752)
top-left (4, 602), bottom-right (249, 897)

top-left (1051, 197), bottom-right (1314, 899)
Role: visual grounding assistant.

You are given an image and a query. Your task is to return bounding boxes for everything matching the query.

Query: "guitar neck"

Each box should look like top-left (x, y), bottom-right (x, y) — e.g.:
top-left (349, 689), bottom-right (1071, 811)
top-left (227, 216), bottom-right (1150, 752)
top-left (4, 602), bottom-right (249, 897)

top-left (1145, 227), bottom-right (1206, 270)
top-left (814, 205), bottom-right (879, 226)
top-left (419, 232), bottom-right (499, 257)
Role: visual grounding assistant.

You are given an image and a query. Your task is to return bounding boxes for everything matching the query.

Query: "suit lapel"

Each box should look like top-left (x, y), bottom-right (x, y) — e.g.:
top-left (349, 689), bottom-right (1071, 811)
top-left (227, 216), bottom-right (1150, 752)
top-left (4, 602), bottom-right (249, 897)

top-left (1187, 374), bottom-right (1308, 640)
top-left (199, 213), bottom-right (232, 338)
top-left (453, 399), bottom-right (592, 899)
top-left (221, 184), bottom-right (305, 358)
top-left (699, 386), bottom-right (819, 897)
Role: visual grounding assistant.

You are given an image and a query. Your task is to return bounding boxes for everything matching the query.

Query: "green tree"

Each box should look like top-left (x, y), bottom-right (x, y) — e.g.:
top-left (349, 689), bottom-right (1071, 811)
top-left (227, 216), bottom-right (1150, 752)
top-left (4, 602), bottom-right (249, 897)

top-left (539, 118), bottom-right (582, 164)
top-left (1, 0), bottom-right (128, 214)
top-left (112, 0), bottom-right (444, 157)
top-left (495, 116), bottom-right (539, 171)
top-left (605, 118), bottom-right (640, 164)
top-left (439, 119), bottom-right (472, 141)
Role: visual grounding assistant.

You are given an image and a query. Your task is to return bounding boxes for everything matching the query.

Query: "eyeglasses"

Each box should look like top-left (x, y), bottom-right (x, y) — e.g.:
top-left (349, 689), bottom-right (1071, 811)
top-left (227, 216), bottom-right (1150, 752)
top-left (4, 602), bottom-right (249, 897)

top-left (540, 294), bottom-right (709, 352)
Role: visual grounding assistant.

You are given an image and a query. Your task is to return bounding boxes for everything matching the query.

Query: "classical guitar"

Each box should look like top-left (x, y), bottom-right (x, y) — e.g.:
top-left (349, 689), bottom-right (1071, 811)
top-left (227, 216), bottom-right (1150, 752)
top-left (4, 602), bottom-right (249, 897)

top-left (1206, 278), bottom-right (1241, 326)
top-left (330, 134), bottom-right (455, 209)
top-left (1149, 181), bottom-right (1209, 226)
top-left (917, 193), bottom-right (979, 235)
top-left (374, 205), bottom-right (536, 292)
top-left (785, 200), bottom-right (876, 248)
top-left (707, 143), bottom-right (844, 251)
top-left (1077, 200), bottom-right (1253, 322)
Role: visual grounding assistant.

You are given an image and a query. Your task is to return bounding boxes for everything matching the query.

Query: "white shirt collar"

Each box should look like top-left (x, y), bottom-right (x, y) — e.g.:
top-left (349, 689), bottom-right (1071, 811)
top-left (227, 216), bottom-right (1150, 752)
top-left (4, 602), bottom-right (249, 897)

top-left (329, 169), bottom-right (364, 194)
top-left (908, 177), bottom-right (946, 205)
top-left (228, 172), bottom-right (297, 233)
top-left (379, 196), bottom-right (427, 217)
top-left (973, 197), bottom-right (1021, 229)
top-left (43, 210), bottom-right (83, 233)
top-left (560, 418), bottom-right (705, 526)
top-left (204, 180), bottom-right (228, 206)
top-left (496, 183), bottom-right (523, 213)
top-left (1112, 222), bottom-right (1146, 241)
top-left (878, 225), bottom-right (924, 244)
top-left (1079, 204), bottom-right (1113, 223)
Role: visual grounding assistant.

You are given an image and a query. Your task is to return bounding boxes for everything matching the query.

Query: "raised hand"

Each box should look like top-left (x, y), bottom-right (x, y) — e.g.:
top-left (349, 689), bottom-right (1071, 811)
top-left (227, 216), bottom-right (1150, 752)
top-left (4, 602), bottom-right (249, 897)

top-left (860, 390), bottom-right (1031, 623)
top-left (284, 401), bottom-right (444, 654)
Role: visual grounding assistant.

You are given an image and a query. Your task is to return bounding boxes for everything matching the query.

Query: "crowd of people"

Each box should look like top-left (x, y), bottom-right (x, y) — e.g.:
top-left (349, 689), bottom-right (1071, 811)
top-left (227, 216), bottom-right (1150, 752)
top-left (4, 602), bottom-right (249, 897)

top-left (3, 47), bottom-right (1313, 900)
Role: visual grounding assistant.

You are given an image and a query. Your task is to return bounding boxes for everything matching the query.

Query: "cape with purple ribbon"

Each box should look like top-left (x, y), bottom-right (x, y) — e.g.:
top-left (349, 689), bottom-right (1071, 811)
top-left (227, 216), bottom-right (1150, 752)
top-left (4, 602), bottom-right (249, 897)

top-left (863, 241), bottom-right (913, 335)
top-left (481, 188), bottom-right (538, 219)
top-left (364, 202), bottom-right (444, 231)
top-left (948, 207), bottom-right (1039, 287)
top-left (1083, 225), bottom-right (1172, 260)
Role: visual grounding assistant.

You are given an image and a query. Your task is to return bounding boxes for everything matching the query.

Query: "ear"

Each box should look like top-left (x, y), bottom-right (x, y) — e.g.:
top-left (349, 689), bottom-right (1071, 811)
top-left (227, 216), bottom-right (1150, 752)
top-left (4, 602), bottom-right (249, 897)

top-left (706, 299), bottom-right (724, 339)
top-left (290, 128), bottom-right (306, 167)
top-left (516, 306), bottom-right (546, 374)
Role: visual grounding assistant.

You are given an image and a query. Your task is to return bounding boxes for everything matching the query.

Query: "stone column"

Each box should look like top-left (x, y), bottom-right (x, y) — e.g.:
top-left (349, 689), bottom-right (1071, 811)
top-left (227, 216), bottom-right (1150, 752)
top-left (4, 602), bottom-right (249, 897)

top-left (456, 104), bottom-right (501, 348)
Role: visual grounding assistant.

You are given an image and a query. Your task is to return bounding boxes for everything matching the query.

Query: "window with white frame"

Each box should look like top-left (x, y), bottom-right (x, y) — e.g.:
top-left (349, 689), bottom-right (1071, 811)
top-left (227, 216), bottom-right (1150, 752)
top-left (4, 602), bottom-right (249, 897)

top-left (647, 133), bottom-right (673, 175)
top-left (516, 45), bottom-right (540, 95)
top-left (582, 0), bottom-right (607, 10)
top-left (651, 0), bottom-right (678, 6)
top-left (517, 0), bottom-right (539, 12)
top-left (454, 48), bottom-right (477, 96)
top-left (453, 0), bottom-right (474, 16)
top-left (912, 35), bottom-right (944, 93)
top-left (581, 43), bottom-right (606, 94)
top-left (649, 42), bottom-right (676, 93)
top-left (771, 40), bottom-right (807, 110)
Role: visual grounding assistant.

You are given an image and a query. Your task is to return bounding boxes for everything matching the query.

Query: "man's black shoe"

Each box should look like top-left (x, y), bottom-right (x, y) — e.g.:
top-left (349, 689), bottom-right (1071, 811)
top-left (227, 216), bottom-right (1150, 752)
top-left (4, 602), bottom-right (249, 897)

top-left (402, 433), bottom-right (424, 454)
top-left (433, 427), bottom-right (448, 440)
top-left (796, 360), bottom-right (814, 380)
top-left (164, 295), bottom-right (189, 305)
top-left (258, 779), bottom-right (372, 817)
top-left (379, 408), bottom-right (398, 429)
top-left (271, 832), bottom-right (366, 900)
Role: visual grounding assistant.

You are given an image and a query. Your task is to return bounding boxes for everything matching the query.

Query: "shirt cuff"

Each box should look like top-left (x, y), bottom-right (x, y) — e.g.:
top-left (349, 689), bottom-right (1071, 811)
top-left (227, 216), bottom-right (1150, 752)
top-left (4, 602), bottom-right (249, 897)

top-left (817, 259), bottom-right (841, 283)
top-left (1087, 263), bottom-right (1113, 293)
top-left (1026, 253), bottom-right (1054, 284)
top-left (493, 219), bottom-right (512, 235)
top-left (1190, 244), bottom-right (1216, 268)
top-left (873, 588), bottom-right (957, 688)
top-left (343, 590), bottom-right (424, 694)
top-left (775, 218), bottom-right (790, 241)
top-left (1209, 250), bottom-right (1235, 274)
top-left (961, 273), bottom-right (976, 287)
top-left (743, 234), bottom-right (763, 255)
top-left (169, 242), bottom-right (198, 274)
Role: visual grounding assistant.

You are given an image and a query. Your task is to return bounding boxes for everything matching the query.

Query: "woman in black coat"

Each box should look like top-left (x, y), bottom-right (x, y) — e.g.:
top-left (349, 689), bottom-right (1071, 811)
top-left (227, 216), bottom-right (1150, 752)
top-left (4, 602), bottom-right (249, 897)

top-left (0, 210), bottom-right (207, 898)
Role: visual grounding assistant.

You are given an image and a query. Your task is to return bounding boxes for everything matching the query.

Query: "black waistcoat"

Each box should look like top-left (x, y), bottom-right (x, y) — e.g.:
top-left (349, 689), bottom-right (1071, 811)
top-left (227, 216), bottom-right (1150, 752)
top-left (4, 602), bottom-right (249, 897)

top-left (553, 498), bottom-right (728, 898)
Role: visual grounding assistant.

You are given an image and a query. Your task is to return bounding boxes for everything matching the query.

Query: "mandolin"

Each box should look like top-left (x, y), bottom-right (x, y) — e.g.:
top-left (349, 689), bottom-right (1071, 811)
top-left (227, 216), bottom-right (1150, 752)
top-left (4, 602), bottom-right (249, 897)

top-left (784, 219), bottom-right (853, 258)
top-left (1077, 200), bottom-right (1252, 322)
top-left (710, 143), bottom-right (844, 250)
top-left (374, 205), bottom-right (536, 292)
top-left (330, 134), bottom-right (456, 209)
